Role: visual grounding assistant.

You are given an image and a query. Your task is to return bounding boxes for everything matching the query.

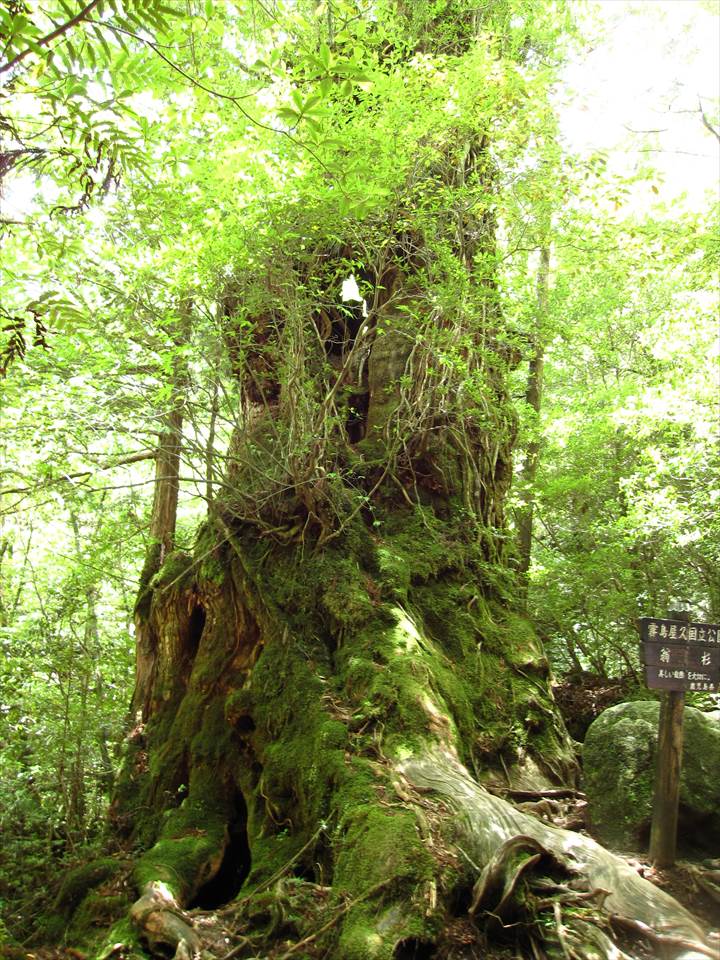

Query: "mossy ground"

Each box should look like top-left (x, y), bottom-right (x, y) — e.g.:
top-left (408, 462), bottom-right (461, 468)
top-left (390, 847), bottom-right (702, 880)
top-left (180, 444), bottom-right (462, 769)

top-left (29, 856), bottom-right (133, 955)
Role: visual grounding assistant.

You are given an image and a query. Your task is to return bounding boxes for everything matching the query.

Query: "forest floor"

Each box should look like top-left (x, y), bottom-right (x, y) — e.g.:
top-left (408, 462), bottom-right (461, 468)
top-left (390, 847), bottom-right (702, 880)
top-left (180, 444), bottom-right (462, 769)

top-left (2, 825), bottom-right (717, 960)
top-left (640, 859), bottom-right (720, 932)
top-left (4, 676), bottom-right (718, 958)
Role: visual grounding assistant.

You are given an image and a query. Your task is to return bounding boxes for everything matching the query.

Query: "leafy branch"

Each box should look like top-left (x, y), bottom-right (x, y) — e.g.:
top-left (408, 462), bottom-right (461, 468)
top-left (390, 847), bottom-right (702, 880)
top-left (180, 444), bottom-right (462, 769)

top-left (0, 0), bottom-right (104, 76)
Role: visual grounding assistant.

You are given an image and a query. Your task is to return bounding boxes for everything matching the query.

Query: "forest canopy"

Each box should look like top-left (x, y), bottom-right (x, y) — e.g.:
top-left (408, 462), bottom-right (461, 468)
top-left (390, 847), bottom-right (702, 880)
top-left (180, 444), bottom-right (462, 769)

top-left (0, 1), bottom-right (718, 958)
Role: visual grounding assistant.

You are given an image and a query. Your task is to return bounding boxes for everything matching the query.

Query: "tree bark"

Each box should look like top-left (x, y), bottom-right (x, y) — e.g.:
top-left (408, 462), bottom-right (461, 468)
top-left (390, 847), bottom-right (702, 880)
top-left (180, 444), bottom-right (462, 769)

top-left (133, 307), bottom-right (191, 723)
top-left (107, 515), bottom-right (711, 960)
top-left (517, 244), bottom-right (550, 587)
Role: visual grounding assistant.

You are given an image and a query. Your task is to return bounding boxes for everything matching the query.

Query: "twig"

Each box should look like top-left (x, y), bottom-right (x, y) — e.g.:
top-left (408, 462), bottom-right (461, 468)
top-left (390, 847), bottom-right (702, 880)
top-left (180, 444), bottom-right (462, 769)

top-left (0, 449), bottom-right (156, 497)
top-left (275, 879), bottom-right (391, 959)
top-left (698, 98), bottom-right (720, 143)
top-left (218, 935), bottom-right (251, 960)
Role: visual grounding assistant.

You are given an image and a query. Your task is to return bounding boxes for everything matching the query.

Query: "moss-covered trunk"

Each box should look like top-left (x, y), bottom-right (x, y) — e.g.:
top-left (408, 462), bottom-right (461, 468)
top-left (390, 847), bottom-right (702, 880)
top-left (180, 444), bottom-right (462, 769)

top-left (112, 498), bottom-right (575, 954)
top-left (102, 503), bottom-right (711, 960)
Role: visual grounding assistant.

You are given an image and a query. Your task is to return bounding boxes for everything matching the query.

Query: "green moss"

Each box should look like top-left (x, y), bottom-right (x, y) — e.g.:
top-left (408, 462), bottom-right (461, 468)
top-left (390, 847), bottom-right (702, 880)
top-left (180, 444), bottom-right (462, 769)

top-left (135, 542), bottom-right (163, 618)
top-left (190, 696), bottom-right (234, 765)
top-left (583, 707), bottom-right (657, 847)
top-left (336, 612), bottom-right (445, 757)
top-left (411, 581), bottom-right (479, 660)
top-left (195, 520), bottom-right (229, 585)
top-left (32, 860), bottom-right (129, 955)
top-left (683, 708), bottom-right (720, 816)
top-left (133, 758), bottom-right (236, 902)
top-left (333, 806), bottom-right (436, 960)
top-left (243, 831), bottom-right (308, 890)
top-left (248, 641), bottom-right (351, 835)
top-left (379, 506), bottom-right (469, 583)
top-left (94, 917), bottom-right (148, 960)
top-left (134, 547), bottom-right (194, 630)
top-left (150, 550), bottom-right (194, 591)
top-left (54, 859), bottom-right (122, 915)
top-left (32, 915), bottom-right (66, 947)
top-left (67, 892), bottom-right (130, 945)
top-left (321, 562), bottom-right (376, 630)
top-left (335, 806), bottom-right (434, 893)
top-left (376, 545), bottom-right (411, 600)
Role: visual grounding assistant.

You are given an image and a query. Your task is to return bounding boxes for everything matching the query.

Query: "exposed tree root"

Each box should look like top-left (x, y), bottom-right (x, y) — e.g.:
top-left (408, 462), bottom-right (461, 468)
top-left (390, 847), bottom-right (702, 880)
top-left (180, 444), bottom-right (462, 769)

top-left (124, 747), bottom-right (714, 960)
top-left (129, 882), bottom-right (203, 960)
top-left (401, 747), bottom-right (713, 960)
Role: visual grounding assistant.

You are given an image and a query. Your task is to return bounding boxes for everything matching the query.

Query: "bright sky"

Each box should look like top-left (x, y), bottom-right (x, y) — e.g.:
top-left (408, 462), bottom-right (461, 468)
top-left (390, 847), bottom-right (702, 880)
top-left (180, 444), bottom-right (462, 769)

top-left (560, 0), bottom-right (720, 207)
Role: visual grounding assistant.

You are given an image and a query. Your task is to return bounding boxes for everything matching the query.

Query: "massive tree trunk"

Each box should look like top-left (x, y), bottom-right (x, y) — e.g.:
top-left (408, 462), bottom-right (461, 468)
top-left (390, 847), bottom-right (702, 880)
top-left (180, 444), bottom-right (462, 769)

top-left (107, 489), bottom-right (714, 959)
top-left (106, 287), bottom-right (713, 954)
top-left (99, 11), bottom-right (712, 960)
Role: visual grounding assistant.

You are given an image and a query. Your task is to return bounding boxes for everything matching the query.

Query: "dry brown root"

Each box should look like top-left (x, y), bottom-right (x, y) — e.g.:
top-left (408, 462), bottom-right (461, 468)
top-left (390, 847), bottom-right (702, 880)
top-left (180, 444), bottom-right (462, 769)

top-left (400, 747), bottom-right (713, 960)
top-left (685, 862), bottom-right (720, 906)
top-left (129, 882), bottom-right (203, 960)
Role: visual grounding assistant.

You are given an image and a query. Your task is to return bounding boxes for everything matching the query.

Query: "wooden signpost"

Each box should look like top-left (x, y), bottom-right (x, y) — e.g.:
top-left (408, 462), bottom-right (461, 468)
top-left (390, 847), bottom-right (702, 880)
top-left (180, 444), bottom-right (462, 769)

top-left (640, 612), bottom-right (720, 868)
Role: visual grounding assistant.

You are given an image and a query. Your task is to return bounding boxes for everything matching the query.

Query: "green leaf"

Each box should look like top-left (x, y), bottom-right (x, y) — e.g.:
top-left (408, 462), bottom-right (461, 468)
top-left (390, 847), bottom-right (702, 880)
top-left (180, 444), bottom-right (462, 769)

top-left (277, 106), bottom-right (301, 125)
top-left (302, 93), bottom-right (324, 116)
top-left (318, 42), bottom-right (331, 70)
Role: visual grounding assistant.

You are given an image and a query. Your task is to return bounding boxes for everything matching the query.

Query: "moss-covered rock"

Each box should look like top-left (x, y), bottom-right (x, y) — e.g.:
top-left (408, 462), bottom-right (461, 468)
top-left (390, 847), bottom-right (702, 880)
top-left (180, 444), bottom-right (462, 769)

top-left (32, 858), bottom-right (131, 953)
top-left (583, 700), bottom-right (720, 852)
top-left (53, 858), bottom-right (124, 916)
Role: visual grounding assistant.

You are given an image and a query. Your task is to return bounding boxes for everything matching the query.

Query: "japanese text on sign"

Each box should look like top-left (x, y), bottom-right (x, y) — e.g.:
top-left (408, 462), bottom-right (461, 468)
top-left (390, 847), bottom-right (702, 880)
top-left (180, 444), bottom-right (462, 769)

top-left (640, 617), bottom-right (718, 645)
top-left (640, 617), bottom-right (720, 692)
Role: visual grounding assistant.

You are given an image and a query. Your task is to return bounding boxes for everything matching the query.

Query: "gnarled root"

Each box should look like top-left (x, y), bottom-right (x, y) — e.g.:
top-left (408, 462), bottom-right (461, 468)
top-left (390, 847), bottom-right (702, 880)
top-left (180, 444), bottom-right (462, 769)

top-left (129, 881), bottom-right (203, 960)
top-left (401, 747), bottom-right (713, 960)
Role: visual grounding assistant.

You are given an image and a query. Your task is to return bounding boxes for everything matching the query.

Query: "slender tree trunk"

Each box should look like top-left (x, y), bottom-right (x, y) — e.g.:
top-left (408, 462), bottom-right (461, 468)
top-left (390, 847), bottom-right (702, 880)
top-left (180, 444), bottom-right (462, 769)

top-left (133, 307), bottom-right (190, 722)
top-left (517, 244), bottom-right (550, 588)
top-left (0, 536), bottom-right (8, 628)
top-left (205, 377), bottom-right (219, 505)
top-left (142, 372), bottom-right (186, 578)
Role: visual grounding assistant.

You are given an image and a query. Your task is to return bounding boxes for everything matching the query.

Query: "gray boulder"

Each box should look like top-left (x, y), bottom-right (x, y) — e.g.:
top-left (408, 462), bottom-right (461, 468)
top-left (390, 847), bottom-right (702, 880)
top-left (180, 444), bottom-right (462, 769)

top-left (583, 700), bottom-right (720, 853)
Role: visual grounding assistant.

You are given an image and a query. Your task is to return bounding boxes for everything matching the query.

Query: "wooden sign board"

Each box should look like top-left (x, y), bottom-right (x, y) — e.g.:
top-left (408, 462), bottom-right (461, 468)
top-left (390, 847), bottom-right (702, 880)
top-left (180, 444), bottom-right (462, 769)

top-left (640, 616), bottom-right (720, 692)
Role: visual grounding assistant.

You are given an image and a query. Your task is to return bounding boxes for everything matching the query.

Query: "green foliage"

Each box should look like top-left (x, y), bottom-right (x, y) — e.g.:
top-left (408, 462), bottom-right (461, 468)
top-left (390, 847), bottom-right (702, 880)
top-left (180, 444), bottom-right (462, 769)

top-left (517, 206), bottom-right (720, 681)
top-left (1, 0), bottom-right (718, 945)
top-left (0, 496), bottom-right (140, 935)
top-left (0, 0), bottom-right (179, 202)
